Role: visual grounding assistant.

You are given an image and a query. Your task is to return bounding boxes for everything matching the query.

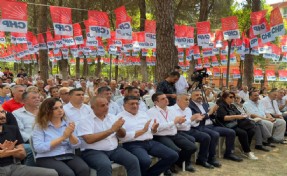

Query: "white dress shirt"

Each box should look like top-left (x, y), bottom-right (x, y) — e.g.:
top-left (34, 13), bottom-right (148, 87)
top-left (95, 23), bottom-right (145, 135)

top-left (238, 90), bottom-right (249, 102)
top-left (277, 96), bottom-right (287, 112)
top-left (147, 106), bottom-right (177, 136)
top-left (13, 107), bottom-right (36, 142)
top-left (116, 97), bottom-right (147, 112)
top-left (260, 96), bottom-right (282, 115)
top-left (175, 75), bottom-right (189, 94)
top-left (243, 100), bottom-right (266, 118)
top-left (170, 104), bottom-right (198, 131)
top-left (118, 110), bottom-right (153, 143)
top-left (63, 102), bottom-right (95, 133)
top-left (77, 114), bottom-right (118, 151)
top-left (109, 101), bottom-right (122, 115)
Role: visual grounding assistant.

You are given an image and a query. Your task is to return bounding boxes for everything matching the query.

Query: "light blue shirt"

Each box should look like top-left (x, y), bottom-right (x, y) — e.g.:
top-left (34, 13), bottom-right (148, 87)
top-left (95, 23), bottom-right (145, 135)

top-left (243, 100), bottom-right (266, 118)
top-left (13, 107), bottom-right (35, 142)
top-left (32, 120), bottom-right (80, 159)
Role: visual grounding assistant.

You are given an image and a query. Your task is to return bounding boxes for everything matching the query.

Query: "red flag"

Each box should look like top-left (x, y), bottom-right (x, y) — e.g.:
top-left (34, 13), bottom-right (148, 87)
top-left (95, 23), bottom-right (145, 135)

top-left (0, 1), bottom-right (27, 33)
top-left (221, 16), bottom-right (240, 40)
top-left (88, 10), bottom-right (110, 39)
top-left (250, 10), bottom-right (267, 25)
top-left (114, 6), bottom-right (132, 39)
top-left (73, 23), bottom-right (84, 45)
top-left (145, 20), bottom-right (156, 33)
top-left (88, 11), bottom-right (110, 28)
top-left (221, 16), bottom-right (239, 31)
top-left (196, 21), bottom-right (210, 34)
top-left (270, 7), bottom-right (283, 27)
top-left (50, 6), bottom-right (73, 36)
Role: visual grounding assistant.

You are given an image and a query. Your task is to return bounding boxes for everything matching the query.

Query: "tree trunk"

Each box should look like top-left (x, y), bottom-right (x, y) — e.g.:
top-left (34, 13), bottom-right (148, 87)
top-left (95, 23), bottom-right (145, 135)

top-left (59, 59), bottom-right (69, 80)
top-left (95, 56), bottom-right (102, 78)
top-left (37, 0), bottom-right (49, 83)
top-left (154, 0), bottom-right (177, 81)
top-left (139, 0), bottom-right (148, 82)
top-left (76, 58), bottom-right (80, 78)
top-left (243, 0), bottom-right (261, 88)
top-left (115, 56), bottom-right (119, 81)
top-left (83, 58), bottom-right (88, 77)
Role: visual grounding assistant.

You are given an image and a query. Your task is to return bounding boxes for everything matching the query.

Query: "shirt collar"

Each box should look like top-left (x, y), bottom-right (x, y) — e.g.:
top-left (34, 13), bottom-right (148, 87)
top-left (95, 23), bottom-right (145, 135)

top-left (192, 100), bottom-right (203, 106)
top-left (48, 120), bottom-right (67, 127)
top-left (66, 102), bottom-right (84, 110)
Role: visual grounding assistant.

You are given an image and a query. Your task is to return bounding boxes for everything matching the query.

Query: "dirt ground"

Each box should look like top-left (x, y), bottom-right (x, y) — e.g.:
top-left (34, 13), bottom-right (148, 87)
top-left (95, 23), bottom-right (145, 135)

top-left (177, 143), bottom-right (287, 176)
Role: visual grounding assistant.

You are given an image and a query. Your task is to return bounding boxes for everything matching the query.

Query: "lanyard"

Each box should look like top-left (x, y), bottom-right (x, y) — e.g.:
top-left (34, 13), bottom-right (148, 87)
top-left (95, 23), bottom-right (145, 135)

top-left (159, 110), bottom-right (168, 121)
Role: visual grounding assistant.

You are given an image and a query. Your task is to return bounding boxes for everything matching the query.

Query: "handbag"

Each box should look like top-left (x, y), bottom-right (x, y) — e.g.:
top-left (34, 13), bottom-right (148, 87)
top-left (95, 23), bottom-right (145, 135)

top-left (237, 118), bottom-right (256, 130)
top-left (225, 120), bottom-right (238, 128)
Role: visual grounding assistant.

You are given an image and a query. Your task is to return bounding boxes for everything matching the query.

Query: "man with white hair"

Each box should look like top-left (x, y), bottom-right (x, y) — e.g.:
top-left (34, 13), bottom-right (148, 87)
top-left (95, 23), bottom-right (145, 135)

top-left (2, 85), bottom-right (25, 113)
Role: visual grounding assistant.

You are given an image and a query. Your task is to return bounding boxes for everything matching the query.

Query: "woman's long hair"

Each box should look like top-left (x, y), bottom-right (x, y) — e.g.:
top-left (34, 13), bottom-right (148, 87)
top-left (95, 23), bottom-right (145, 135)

top-left (35, 98), bottom-right (65, 129)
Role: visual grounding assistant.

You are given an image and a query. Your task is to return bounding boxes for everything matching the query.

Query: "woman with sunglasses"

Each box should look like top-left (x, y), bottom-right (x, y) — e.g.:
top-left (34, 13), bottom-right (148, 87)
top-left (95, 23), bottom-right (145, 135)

top-left (216, 91), bottom-right (258, 160)
top-left (32, 98), bottom-right (90, 176)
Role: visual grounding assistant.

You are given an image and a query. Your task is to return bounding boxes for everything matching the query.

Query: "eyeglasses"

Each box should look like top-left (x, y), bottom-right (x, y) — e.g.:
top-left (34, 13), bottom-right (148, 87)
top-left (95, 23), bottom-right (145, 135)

top-left (229, 96), bottom-right (235, 99)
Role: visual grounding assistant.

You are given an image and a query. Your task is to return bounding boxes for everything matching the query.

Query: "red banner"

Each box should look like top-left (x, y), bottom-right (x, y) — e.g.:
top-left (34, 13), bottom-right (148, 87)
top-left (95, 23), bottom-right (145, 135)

top-left (145, 20), bottom-right (156, 33)
top-left (50, 6), bottom-right (73, 36)
top-left (254, 69), bottom-right (263, 80)
top-left (0, 1), bottom-right (27, 33)
top-left (278, 70), bottom-right (287, 81)
top-left (266, 70), bottom-right (276, 81)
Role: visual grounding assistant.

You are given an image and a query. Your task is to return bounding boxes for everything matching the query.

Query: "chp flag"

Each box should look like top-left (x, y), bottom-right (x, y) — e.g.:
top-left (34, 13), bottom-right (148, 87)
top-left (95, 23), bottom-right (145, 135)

top-left (50, 6), bottom-right (73, 36)
top-left (221, 16), bottom-right (240, 40)
top-left (196, 21), bottom-right (211, 47)
top-left (114, 6), bottom-right (132, 40)
top-left (270, 7), bottom-right (285, 38)
top-left (145, 20), bottom-right (156, 47)
top-left (88, 10), bottom-right (111, 39)
top-left (250, 10), bottom-right (267, 35)
top-left (0, 1), bottom-right (28, 33)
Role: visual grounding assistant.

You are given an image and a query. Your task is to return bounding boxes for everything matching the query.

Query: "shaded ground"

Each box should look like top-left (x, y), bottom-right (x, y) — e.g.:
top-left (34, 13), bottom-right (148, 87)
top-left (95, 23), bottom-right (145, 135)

top-left (177, 143), bottom-right (287, 176)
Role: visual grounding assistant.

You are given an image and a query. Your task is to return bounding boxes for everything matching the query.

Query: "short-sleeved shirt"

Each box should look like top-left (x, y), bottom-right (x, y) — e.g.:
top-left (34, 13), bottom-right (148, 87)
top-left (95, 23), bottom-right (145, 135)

top-left (0, 125), bottom-right (24, 167)
top-left (156, 80), bottom-right (176, 106)
top-left (2, 99), bottom-right (24, 113)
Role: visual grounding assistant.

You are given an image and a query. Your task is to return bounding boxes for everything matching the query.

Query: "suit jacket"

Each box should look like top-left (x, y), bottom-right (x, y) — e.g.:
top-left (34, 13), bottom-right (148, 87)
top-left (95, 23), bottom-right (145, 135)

top-left (189, 101), bottom-right (211, 126)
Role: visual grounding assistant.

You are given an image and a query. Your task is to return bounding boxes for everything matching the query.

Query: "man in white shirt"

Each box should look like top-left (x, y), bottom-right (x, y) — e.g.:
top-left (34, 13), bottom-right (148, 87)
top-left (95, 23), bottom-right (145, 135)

top-left (243, 91), bottom-right (278, 147)
top-left (246, 89), bottom-right (286, 144)
top-left (77, 96), bottom-right (141, 176)
top-left (118, 96), bottom-right (179, 176)
top-left (58, 87), bottom-right (70, 105)
top-left (13, 91), bottom-right (41, 166)
top-left (277, 89), bottom-right (287, 112)
top-left (116, 86), bottom-right (148, 112)
top-left (97, 86), bottom-right (122, 115)
top-left (147, 93), bottom-right (197, 173)
top-left (110, 80), bottom-right (121, 101)
top-left (238, 85), bottom-right (249, 102)
top-left (174, 66), bottom-right (189, 94)
top-left (63, 88), bottom-right (95, 131)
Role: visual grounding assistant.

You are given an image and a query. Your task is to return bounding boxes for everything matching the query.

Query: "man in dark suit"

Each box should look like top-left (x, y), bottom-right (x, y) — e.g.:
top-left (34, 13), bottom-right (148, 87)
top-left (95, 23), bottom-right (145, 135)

top-left (189, 89), bottom-right (243, 162)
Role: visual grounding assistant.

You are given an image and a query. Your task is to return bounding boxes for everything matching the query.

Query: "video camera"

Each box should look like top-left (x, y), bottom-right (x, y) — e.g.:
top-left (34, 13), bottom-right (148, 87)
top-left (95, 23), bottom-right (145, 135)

top-left (191, 68), bottom-right (209, 82)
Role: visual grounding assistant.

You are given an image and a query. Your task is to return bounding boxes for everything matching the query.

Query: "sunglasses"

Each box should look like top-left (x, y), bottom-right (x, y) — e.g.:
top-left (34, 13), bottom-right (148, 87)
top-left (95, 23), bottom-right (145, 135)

top-left (229, 96), bottom-right (235, 99)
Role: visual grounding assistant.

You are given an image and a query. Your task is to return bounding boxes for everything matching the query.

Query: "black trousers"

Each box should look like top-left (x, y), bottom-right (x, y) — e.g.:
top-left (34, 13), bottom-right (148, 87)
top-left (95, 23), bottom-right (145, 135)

top-left (153, 133), bottom-right (197, 165)
top-left (36, 155), bottom-right (90, 176)
top-left (234, 127), bottom-right (255, 153)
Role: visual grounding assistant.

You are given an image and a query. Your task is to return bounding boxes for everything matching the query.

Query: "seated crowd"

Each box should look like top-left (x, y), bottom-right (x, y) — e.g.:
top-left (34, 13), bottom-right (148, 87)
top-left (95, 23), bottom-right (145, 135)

top-left (0, 67), bottom-right (287, 176)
